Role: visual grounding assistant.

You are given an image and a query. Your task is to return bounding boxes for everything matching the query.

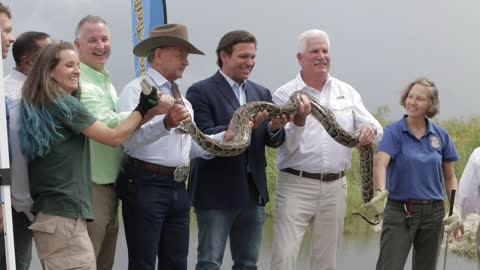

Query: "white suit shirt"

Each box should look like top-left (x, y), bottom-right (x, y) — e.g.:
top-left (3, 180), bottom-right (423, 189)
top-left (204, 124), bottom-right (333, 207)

top-left (117, 68), bottom-right (212, 166)
top-left (5, 68), bottom-right (34, 220)
top-left (273, 73), bottom-right (383, 173)
top-left (458, 147), bottom-right (480, 222)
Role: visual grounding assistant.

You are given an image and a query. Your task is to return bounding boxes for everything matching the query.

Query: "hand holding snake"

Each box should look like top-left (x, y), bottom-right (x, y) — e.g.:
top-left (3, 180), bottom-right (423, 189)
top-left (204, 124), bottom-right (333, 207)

top-left (141, 80), bottom-right (378, 224)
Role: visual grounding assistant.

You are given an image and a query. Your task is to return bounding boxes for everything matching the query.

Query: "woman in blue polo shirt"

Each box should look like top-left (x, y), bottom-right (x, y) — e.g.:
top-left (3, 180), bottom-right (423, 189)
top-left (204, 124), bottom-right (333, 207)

top-left (373, 78), bottom-right (459, 270)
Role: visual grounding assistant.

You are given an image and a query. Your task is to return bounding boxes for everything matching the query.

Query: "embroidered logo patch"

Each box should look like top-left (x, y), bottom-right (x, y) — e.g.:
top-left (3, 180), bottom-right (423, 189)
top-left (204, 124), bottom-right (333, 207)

top-left (430, 135), bottom-right (441, 150)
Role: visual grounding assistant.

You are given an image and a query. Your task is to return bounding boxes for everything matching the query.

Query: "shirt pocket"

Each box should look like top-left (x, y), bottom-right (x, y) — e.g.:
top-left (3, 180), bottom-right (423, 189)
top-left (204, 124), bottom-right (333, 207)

top-left (329, 99), bottom-right (354, 133)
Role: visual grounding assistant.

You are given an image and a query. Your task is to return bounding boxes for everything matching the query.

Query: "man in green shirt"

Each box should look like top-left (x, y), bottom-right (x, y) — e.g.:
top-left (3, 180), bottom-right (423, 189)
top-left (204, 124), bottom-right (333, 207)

top-left (74, 15), bottom-right (127, 270)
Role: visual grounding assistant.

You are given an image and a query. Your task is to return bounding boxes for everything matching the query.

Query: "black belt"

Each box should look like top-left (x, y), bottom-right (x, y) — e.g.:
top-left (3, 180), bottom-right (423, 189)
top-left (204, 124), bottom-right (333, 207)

top-left (389, 199), bottom-right (441, 205)
top-left (125, 156), bottom-right (175, 177)
top-left (280, 168), bottom-right (345, 181)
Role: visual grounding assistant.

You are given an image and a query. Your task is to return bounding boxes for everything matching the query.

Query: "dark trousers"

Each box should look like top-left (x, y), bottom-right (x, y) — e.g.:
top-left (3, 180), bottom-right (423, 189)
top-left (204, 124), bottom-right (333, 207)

top-left (376, 199), bottom-right (445, 270)
top-left (117, 165), bottom-right (191, 270)
top-left (0, 208), bottom-right (32, 270)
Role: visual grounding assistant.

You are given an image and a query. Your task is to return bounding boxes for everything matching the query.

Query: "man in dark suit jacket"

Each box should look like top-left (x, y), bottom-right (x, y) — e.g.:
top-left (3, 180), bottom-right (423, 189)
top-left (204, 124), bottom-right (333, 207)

top-left (186, 30), bottom-right (289, 270)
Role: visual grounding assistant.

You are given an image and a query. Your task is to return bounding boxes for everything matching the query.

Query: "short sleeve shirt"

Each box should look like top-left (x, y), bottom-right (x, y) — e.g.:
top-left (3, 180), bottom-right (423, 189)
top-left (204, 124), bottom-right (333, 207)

top-left (29, 95), bottom-right (96, 219)
top-left (379, 115), bottom-right (459, 201)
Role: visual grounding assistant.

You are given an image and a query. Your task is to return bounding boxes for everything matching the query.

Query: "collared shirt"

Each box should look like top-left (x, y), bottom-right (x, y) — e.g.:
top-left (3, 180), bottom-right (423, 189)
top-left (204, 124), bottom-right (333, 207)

top-left (219, 69), bottom-right (246, 105)
top-left (79, 63), bottom-right (130, 185)
top-left (458, 147), bottom-right (480, 222)
top-left (117, 68), bottom-right (211, 166)
top-left (379, 115), bottom-right (459, 201)
top-left (219, 69), bottom-right (280, 138)
top-left (5, 68), bottom-right (25, 105)
top-left (29, 95), bottom-right (97, 220)
top-left (273, 73), bottom-right (383, 173)
top-left (4, 68), bottom-right (34, 220)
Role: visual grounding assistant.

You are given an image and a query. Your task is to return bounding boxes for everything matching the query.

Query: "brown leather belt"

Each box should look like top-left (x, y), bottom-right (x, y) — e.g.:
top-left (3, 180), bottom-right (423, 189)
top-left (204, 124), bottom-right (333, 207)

top-left (280, 168), bottom-right (345, 182)
top-left (125, 156), bottom-right (175, 177)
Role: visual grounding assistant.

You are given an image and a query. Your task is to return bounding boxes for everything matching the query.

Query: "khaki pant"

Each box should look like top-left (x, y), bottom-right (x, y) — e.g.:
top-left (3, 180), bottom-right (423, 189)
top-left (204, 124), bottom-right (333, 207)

top-left (30, 212), bottom-right (96, 270)
top-left (270, 172), bottom-right (348, 270)
top-left (87, 184), bottom-right (119, 270)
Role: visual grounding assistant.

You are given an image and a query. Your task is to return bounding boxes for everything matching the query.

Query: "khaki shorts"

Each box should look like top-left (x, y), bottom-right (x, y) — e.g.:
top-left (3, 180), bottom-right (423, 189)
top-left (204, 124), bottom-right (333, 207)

top-left (30, 212), bottom-right (96, 270)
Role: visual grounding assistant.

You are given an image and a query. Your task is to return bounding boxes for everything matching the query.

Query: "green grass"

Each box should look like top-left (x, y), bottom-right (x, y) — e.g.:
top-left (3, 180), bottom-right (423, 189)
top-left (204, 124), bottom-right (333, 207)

top-left (265, 148), bottom-right (279, 218)
top-left (264, 110), bottom-right (480, 234)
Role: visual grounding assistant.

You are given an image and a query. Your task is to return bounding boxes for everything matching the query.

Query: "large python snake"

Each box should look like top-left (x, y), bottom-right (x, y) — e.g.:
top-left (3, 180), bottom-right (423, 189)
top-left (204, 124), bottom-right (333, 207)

top-left (141, 80), bottom-right (376, 223)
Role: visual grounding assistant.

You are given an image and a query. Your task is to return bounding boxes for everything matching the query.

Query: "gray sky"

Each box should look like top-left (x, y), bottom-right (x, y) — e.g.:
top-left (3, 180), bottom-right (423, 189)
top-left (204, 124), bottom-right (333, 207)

top-left (3, 0), bottom-right (479, 120)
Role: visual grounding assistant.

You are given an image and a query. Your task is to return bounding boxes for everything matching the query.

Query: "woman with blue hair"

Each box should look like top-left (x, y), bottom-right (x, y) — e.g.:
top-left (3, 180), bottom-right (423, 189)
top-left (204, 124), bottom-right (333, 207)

top-left (18, 41), bottom-right (173, 269)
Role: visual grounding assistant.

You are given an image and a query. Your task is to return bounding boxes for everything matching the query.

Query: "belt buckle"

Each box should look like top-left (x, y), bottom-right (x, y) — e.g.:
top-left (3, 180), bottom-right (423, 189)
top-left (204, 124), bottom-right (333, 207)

top-left (173, 164), bottom-right (189, 183)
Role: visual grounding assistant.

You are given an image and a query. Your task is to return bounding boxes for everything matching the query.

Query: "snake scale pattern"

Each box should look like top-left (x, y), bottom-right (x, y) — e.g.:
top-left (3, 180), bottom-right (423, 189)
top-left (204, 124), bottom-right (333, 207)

top-left (180, 90), bottom-right (375, 204)
top-left (141, 79), bottom-right (373, 205)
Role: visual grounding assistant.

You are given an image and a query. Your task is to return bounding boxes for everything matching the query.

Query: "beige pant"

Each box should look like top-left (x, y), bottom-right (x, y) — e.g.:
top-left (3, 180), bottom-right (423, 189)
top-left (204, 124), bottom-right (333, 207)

top-left (30, 212), bottom-right (96, 270)
top-left (87, 184), bottom-right (119, 270)
top-left (269, 172), bottom-right (348, 270)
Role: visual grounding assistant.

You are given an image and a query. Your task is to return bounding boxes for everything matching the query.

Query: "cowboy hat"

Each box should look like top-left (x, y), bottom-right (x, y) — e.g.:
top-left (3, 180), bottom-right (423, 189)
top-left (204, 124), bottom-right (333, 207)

top-left (133, 23), bottom-right (204, 56)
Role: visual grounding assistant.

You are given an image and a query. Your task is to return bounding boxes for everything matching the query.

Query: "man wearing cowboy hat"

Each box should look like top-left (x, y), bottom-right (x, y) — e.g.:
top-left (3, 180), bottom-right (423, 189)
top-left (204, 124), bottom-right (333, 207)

top-left (116, 23), bottom-right (221, 270)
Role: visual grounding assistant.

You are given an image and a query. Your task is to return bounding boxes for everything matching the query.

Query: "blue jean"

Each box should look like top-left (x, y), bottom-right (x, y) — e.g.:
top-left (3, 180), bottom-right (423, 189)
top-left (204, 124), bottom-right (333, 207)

top-left (195, 204), bottom-right (266, 270)
top-left (117, 165), bottom-right (191, 270)
top-left (0, 208), bottom-right (32, 270)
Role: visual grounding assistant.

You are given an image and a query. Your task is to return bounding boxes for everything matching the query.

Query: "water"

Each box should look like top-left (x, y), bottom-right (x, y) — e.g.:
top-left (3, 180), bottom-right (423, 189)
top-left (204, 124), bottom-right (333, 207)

top-left (338, 232), bottom-right (476, 270)
top-left (30, 217), bottom-right (476, 269)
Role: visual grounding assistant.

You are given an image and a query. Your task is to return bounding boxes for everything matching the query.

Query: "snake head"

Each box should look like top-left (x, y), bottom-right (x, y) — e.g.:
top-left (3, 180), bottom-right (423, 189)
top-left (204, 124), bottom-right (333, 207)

top-left (140, 79), bottom-right (159, 105)
top-left (140, 79), bottom-right (153, 95)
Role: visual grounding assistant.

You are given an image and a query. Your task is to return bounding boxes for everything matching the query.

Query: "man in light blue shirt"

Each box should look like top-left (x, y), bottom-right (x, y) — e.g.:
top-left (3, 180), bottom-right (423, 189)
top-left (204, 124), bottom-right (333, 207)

top-left (116, 23), bottom-right (206, 270)
top-left (0, 0), bottom-right (14, 237)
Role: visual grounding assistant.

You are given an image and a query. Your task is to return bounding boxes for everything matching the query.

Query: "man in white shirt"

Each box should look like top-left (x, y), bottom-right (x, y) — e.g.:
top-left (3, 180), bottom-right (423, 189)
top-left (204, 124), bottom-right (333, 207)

top-left (116, 23), bottom-right (211, 270)
top-left (0, 0), bottom-right (15, 251)
top-left (269, 29), bottom-right (383, 270)
top-left (3, 31), bottom-right (52, 270)
top-left (0, 3), bottom-right (14, 60)
top-left (455, 147), bottom-right (480, 269)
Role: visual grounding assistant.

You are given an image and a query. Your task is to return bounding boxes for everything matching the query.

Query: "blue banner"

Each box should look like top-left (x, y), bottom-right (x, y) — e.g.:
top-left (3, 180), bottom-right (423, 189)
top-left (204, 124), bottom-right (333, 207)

top-left (131, 0), bottom-right (167, 76)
